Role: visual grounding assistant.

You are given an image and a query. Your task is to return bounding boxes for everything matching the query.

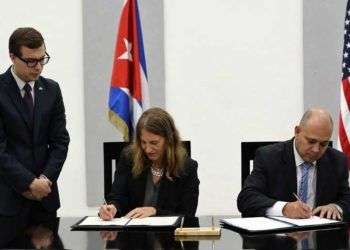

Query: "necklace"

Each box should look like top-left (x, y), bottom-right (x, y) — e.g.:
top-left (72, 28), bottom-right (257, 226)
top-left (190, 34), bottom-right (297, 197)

top-left (150, 166), bottom-right (164, 177)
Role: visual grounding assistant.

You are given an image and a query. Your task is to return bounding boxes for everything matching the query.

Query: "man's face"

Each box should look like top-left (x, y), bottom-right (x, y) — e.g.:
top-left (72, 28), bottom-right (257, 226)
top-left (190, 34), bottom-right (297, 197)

top-left (10, 44), bottom-right (46, 82)
top-left (294, 121), bottom-right (332, 163)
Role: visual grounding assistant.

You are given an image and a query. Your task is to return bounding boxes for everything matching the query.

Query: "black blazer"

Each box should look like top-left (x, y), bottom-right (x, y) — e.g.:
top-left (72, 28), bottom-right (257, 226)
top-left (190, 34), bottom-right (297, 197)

top-left (0, 67), bottom-right (70, 216)
top-left (237, 139), bottom-right (350, 221)
top-left (107, 150), bottom-right (200, 217)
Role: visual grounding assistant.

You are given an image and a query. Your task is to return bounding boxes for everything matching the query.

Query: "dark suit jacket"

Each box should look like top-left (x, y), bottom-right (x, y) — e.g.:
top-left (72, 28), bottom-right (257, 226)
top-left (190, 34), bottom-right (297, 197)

top-left (237, 139), bottom-right (350, 221)
top-left (0, 67), bottom-right (70, 216)
top-left (107, 151), bottom-right (200, 217)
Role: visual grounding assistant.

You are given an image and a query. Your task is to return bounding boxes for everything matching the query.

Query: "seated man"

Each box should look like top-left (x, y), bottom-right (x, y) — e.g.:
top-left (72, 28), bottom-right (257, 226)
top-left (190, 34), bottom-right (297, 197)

top-left (237, 108), bottom-right (350, 221)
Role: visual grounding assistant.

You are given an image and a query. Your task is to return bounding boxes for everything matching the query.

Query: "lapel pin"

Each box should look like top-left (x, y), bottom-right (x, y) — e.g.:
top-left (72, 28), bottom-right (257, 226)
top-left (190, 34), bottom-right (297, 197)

top-left (39, 87), bottom-right (43, 91)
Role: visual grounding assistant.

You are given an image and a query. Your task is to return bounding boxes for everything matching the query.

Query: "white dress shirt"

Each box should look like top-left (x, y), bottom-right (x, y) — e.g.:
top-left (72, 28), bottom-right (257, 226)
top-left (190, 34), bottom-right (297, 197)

top-left (11, 66), bottom-right (35, 101)
top-left (266, 140), bottom-right (317, 216)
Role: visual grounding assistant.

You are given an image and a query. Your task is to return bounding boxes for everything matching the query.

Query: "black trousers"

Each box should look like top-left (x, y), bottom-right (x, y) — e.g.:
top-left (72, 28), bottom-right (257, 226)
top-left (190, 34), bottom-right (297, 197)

top-left (0, 200), bottom-right (56, 227)
top-left (21, 200), bottom-right (57, 226)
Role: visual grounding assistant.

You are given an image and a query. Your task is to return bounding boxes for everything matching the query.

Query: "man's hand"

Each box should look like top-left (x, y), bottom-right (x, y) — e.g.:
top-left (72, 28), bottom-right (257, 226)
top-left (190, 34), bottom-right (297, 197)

top-left (99, 204), bottom-right (117, 221)
top-left (282, 201), bottom-right (312, 219)
top-left (312, 204), bottom-right (341, 220)
top-left (286, 231), bottom-right (311, 242)
top-left (22, 190), bottom-right (40, 201)
top-left (100, 231), bottom-right (118, 241)
top-left (39, 175), bottom-right (52, 186)
top-left (29, 178), bottom-right (51, 199)
top-left (125, 207), bottom-right (156, 219)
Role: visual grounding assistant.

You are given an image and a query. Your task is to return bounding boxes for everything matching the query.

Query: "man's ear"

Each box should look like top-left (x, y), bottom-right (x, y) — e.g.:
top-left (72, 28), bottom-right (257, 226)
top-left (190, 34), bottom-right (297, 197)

top-left (9, 53), bottom-right (15, 63)
top-left (294, 126), bottom-right (301, 136)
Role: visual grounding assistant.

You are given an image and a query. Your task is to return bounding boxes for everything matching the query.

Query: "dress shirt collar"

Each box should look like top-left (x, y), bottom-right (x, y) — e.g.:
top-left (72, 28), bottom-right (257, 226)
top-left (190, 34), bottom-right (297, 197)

top-left (11, 66), bottom-right (35, 91)
top-left (293, 139), bottom-right (316, 167)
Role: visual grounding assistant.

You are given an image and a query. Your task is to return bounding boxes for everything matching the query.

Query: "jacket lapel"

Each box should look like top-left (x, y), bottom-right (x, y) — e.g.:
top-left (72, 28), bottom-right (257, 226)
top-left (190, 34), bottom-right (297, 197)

top-left (315, 155), bottom-right (329, 206)
top-left (33, 80), bottom-right (45, 143)
top-left (283, 139), bottom-right (298, 199)
top-left (3, 68), bottom-right (33, 130)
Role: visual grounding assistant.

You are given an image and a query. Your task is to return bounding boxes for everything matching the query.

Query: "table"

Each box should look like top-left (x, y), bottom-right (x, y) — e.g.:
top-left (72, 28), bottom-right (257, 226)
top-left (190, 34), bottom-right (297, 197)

top-left (0, 216), bottom-right (348, 249)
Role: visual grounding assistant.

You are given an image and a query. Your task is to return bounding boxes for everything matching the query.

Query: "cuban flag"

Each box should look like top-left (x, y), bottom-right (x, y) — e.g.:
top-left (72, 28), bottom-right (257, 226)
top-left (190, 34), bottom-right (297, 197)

top-left (108, 0), bottom-right (150, 141)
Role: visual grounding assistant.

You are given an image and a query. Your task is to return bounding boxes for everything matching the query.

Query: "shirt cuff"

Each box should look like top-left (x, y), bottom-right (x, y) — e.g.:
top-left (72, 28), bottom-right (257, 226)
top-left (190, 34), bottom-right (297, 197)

top-left (334, 204), bottom-right (343, 216)
top-left (266, 201), bottom-right (288, 217)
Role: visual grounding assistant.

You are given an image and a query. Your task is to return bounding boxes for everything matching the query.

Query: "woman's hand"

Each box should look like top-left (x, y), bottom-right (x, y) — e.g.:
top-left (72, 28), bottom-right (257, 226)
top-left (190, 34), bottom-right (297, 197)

top-left (99, 204), bottom-right (117, 221)
top-left (125, 207), bottom-right (156, 218)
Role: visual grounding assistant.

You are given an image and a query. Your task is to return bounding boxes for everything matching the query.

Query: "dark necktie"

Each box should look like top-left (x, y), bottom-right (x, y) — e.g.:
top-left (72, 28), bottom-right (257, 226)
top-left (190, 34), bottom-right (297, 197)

top-left (23, 83), bottom-right (34, 123)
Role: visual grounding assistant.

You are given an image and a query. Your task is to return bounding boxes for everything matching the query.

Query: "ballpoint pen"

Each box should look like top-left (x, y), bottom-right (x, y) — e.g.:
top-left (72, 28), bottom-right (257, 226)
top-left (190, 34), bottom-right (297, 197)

top-left (293, 193), bottom-right (302, 202)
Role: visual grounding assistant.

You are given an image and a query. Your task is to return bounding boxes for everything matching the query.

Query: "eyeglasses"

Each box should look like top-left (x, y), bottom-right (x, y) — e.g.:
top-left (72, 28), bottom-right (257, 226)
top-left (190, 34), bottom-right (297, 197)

top-left (15, 52), bottom-right (50, 68)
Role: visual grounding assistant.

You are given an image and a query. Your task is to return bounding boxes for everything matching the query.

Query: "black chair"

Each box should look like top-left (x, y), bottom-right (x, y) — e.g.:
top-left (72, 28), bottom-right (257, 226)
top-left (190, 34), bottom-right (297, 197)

top-left (241, 141), bottom-right (278, 188)
top-left (103, 141), bottom-right (191, 199)
top-left (241, 140), bottom-right (333, 188)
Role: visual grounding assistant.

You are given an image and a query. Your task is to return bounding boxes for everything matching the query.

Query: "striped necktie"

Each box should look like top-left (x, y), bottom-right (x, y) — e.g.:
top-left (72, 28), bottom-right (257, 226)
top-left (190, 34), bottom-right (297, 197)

top-left (298, 162), bottom-right (312, 203)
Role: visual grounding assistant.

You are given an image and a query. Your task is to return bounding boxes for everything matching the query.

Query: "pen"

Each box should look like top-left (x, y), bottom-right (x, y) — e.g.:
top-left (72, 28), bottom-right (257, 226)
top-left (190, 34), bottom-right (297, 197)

top-left (180, 216), bottom-right (184, 229)
top-left (293, 193), bottom-right (302, 202)
top-left (211, 216), bottom-right (214, 230)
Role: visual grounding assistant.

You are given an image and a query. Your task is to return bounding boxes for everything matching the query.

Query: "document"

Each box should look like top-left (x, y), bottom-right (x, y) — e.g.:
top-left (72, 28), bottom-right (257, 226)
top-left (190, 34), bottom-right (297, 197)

top-left (72, 216), bottom-right (180, 229)
top-left (220, 216), bottom-right (344, 233)
top-left (78, 216), bottom-right (130, 226)
top-left (269, 216), bottom-right (340, 227)
top-left (221, 217), bottom-right (293, 232)
top-left (127, 216), bottom-right (179, 226)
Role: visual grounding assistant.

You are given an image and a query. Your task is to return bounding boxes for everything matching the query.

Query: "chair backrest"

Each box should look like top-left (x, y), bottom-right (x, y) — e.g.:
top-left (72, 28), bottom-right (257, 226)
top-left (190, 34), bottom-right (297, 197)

top-left (103, 141), bottom-right (191, 199)
top-left (241, 141), bottom-right (278, 188)
top-left (241, 140), bottom-right (333, 188)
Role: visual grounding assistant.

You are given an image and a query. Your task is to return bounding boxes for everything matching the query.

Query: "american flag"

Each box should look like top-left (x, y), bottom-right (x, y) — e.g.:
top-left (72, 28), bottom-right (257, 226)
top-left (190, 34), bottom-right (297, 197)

top-left (339, 0), bottom-right (350, 165)
top-left (108, 0), bottom-right (150, 141)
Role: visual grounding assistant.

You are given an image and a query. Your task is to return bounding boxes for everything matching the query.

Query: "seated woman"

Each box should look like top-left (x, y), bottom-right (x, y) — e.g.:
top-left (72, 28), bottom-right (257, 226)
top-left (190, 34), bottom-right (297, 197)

top-left (99, 107), bottom-right (199, 220)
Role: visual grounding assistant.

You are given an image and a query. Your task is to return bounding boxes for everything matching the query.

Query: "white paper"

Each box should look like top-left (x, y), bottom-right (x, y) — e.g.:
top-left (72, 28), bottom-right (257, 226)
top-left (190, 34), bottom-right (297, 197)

top-left (79, 216), bottom-right (130, 226)
top-left (221, 217), bottom-right (292, 231)
top-left (269, 216), bottom-right (340, 226)
top-left (126, 216), bottom-right (179, 226)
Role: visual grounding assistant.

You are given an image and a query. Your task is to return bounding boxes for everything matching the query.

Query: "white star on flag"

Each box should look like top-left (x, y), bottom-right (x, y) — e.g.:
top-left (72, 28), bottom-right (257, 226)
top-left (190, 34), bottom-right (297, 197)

top-left (118, 38), bottom-right (133, 61)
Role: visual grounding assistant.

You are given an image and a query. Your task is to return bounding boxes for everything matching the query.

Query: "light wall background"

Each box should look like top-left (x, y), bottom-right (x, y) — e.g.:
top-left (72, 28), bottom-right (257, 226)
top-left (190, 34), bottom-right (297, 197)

top-left (0, 0), bottom-right (346, 216)
top-left (303, 0), bottom-right (347, 138)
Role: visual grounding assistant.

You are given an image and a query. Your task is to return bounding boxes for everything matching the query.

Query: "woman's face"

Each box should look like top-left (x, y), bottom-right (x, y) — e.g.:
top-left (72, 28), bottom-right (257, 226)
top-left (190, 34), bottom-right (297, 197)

top-left (140, 129), bottom-right (166, 164)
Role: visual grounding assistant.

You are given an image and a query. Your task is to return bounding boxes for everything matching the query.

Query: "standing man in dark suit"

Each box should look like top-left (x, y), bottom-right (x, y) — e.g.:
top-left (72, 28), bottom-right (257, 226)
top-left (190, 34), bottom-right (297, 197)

top-left (0, 27), bottom-right (69, 222)
top-left (237, 108), bottom-right (350, 221)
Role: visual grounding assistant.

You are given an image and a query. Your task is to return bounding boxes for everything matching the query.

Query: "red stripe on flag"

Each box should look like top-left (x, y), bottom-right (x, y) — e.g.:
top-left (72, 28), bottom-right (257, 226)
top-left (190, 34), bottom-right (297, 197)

top-left (342, 78), bottom-right (350, 111)
top-left (339, 114), bottom-right (350, 169)
top-left (339, 114), bottom-right (350, 154)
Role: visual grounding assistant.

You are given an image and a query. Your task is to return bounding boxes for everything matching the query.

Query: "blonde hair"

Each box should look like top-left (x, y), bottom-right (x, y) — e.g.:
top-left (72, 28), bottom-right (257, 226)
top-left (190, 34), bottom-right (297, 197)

top-left (131, 107), bottom-right (186, 178)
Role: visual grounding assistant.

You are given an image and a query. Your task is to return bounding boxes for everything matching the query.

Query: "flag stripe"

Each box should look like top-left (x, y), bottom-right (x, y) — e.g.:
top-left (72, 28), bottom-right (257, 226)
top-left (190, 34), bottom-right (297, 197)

top-left (135, 0), bottom-right (148, 80)
top-left (108, 0), bottom-right (150, 141)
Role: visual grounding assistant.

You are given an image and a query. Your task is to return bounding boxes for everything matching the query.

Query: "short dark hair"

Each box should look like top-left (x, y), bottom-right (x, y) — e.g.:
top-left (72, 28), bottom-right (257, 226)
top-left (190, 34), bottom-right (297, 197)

top-left (9, 27), bottom-right (44, 57)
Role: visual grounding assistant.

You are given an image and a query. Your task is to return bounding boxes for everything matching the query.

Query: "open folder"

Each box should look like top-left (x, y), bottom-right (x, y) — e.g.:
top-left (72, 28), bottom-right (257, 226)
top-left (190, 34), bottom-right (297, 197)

top-left (220, 216), bottom-right (345, 234)
top-left (71, 216), bottom-right (181, 230)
